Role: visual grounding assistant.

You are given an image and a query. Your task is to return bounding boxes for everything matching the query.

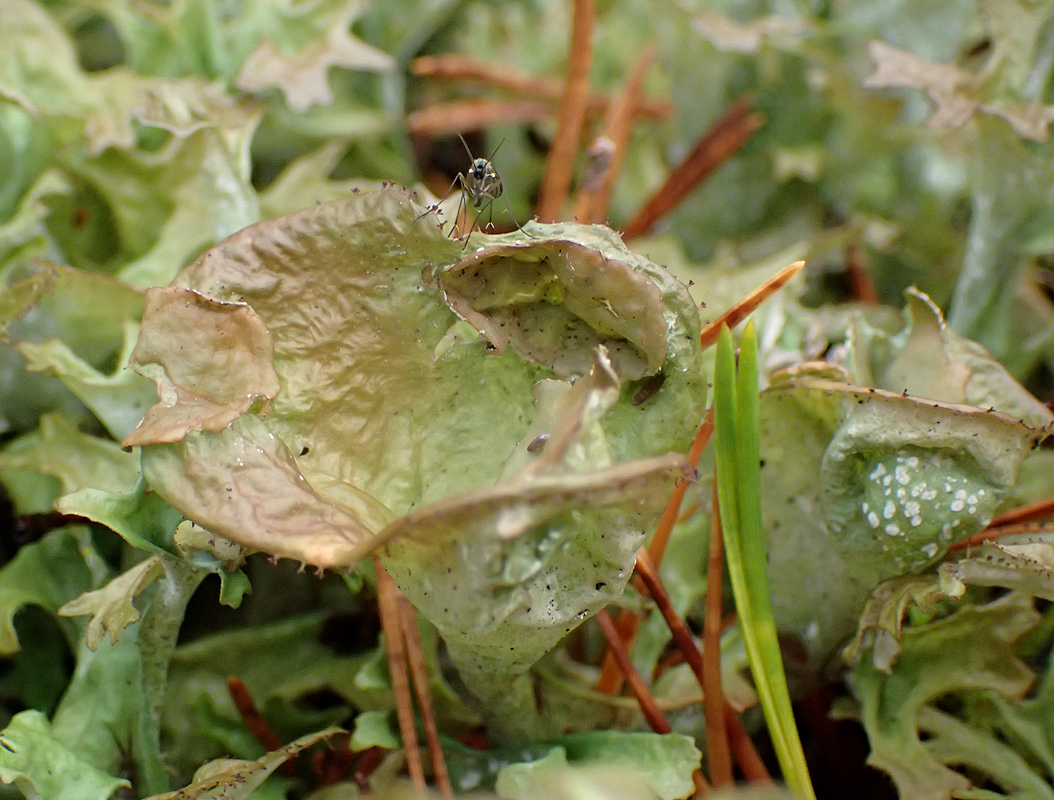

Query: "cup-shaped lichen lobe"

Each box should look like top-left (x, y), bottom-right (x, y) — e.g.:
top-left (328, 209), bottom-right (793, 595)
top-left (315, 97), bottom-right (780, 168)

top-left (129, 189), bottom-right (707, 731)
top-left (760, 373), bottom-right (1049, 683)
top-left (438, 231), bottom-right (671, 381)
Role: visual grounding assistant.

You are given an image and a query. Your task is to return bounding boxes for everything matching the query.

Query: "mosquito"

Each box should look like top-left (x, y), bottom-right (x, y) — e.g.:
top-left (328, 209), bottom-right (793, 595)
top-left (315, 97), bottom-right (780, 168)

top-left (416, 134), bottom-right (534, 245)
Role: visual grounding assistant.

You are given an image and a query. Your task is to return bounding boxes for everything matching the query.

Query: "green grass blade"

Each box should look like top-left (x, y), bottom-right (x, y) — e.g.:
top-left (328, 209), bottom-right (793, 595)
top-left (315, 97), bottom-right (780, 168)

top-left (713, 325), bottom-right (741, 549)
top-left (715, 321), bottom-right (816, 800)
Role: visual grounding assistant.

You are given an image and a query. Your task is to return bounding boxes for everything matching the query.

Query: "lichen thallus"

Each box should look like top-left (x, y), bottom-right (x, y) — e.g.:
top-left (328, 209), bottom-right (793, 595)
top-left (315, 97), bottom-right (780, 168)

top-left (415, 134), bottom-right (535, 245)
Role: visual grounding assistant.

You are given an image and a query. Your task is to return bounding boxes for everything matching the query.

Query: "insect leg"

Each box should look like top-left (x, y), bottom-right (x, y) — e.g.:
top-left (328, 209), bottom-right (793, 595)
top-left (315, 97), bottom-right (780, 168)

top-left (450, 174), bottom-right (469, 239)
top-left (461, 198), bottom-right (495, 249)
top-left (501, 193), bottom-right (538, 239)
top-left (413, 174), bottom-right (461, 225)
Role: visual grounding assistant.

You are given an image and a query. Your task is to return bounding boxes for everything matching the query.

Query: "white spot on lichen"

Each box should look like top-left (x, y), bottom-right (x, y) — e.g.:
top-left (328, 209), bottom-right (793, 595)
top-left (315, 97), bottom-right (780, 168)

top-left (868, 511), bottom-right (880, 528)
top-left (922, 489), bottom-right (938, 501)
top-left (883, 501), bottom-right (896, 519)
top-left (906, 456), bottom-right (919, 468)
top-left (951, 500), bottom-right (965, 512)
top-left (870, 463), bottom-right (888, 480)
top-left (911, 515), bottom-right (922, 526)
top-left (905, 501), bottom-right (920, 517)
top-left (894, 466), bottom-right (911, 485)
top-left (921, 542), bottom-right (939, 558)
top-left (885, 523), bottom-right (902, 536)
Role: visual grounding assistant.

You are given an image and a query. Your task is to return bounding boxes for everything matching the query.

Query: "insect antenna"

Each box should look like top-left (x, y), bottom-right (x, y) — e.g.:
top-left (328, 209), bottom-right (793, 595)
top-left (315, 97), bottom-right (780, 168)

top-left (460, 133), bottom-right (505, 166)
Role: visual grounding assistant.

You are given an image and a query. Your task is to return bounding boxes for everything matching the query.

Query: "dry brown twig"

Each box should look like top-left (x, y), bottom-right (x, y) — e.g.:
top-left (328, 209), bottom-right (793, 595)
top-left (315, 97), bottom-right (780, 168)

top-left (623, 96), bottom-right (764, 240)
top-left (536, 0), bottom-right (597, 222)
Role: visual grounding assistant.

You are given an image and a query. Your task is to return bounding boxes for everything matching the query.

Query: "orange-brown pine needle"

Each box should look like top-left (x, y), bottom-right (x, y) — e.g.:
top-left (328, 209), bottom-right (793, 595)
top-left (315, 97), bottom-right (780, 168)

top-left (680, 502), bottom-right (702, 523)
top-left (949, 520), bottom-right (1054, 553)
top-left (408, 99), bottom-right (555, 137)
top-left (724, 703), bottom-right (772, 783)
top-left (699, 261), bottom-right (805, 350)
top-left (595, 609), bottom-right (642, 695)
top-left (312, 733), bottom-right (355, 787)
top-left (639, 529), bottom-right (770, 785)
top-left (374, 559), bottom-right (426, 792)
top-left (410, 54), bottom-right (671, 121)
top-left (353, 747), bottom-right (386, 793)
top-left (692, 769), bottom-right (712, 798)
top-left (536, 0), bottom-right (596, 222)
top-left (845, 241), bottom-right (879, 305)
top-left (397, 595), bottom-right (454, 799)
top-left (595, 609), bottom-right (671, 733)
top-left (946, 499), bottom-right (1054, 552)
top-left (649, 408), bottom-right (715, 565)
top-left (597, 609), bottom-right (711, 798)
top-left (623, 96), bottom-right (763, 240)
top-left (227, 676), bottom-right (297, 777)
top-left (635, 548), bottom-right (733, 787)
top-left (990, 497), bottom-right (1054, 528)
top-left (597, 409), bottom-right (714, 695)
top-left (572, 48), bottom-right (656, 224)
top-left (705, 481), bottom-right (733, 786)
